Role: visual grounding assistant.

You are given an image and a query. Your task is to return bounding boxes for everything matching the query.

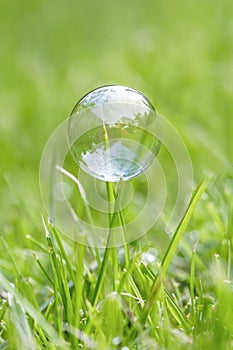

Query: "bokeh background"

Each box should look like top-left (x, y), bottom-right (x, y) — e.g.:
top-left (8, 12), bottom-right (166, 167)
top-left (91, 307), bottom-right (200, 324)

top-left (1, 0), bottom-right (232, 240)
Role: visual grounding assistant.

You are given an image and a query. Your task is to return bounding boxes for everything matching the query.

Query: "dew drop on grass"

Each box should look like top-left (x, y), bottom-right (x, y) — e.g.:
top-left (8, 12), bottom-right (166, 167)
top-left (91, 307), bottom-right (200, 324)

top-left (141, 247), bottom-right (158, 265)
top-left (68, 85), bottom-right (161, 182)
top-left (112, 336), bottom-right (122, 345)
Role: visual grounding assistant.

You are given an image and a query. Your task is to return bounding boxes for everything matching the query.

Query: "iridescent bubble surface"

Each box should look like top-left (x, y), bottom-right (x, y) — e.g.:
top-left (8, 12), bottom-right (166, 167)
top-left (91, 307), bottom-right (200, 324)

top-left (68, 85), bottom-right (161, 182)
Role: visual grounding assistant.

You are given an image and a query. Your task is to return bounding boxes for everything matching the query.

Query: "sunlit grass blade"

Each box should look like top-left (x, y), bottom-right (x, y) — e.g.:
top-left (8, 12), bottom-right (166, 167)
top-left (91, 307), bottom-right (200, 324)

top-left (43, 218), bottom-right (74, 341)
top-left (141, 176), bottom-right (211, 323)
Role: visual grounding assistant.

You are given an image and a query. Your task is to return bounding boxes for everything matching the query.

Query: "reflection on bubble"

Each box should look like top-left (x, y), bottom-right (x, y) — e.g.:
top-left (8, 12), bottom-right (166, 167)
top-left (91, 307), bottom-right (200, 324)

top-left (68, 85), bottom-right (161, 182)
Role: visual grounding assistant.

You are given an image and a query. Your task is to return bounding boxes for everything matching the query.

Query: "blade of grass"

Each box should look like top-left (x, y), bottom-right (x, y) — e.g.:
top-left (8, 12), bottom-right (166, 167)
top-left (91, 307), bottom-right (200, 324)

top-left (55, 165), bottom-right (100, 265)
top-left (43, 218), bottom-right (75, 344)
top-left (73, 242), bottom-right (86, 347)
top-left (190, 243), bottom-right (198, 321)
top-left (59, 250), bottom-right (74, 324)
top-left (226, 209), bottom-right (232, 280)
top-left (118, 210), bottom-right (130, 268)
top-left (127, 273), bottom-right (145, 308)
top-left (141, 176), bottom-right (211, 323)
top-left (0, 273), bottom-right (66, 347)
top-left (77, 196), bottom-right (115, 338)
top-left (33, 321), bottom-right (51, 349)
top-left (161, 177), bottom-right (211, 274)
top-left (91, 180), bottom-right (123, 308)
top-left (164, 288), bottom-right (191, 332)
top-left (112, 182), bottom-right (130, 268)
top-left (42, 218), bottom-right (63, 335)
top-left (106, 181), bottom-right (118, 291)
top-left (33, 252), bottom-right (54, 286)
top-left (0, 299), bottom-right (8, 317)
top-left (117, 247), bottom-right (150, 293)
top-left (179, 238), bottom-right (206, 271)
top-left (44, 300), bottom-right (55, 320)
top-left (50, 225), bottom-right (75, 282)
top-left (1, 238), bottom-right (21, 281)
top-left (9, 298), bottom-right (35, 350)
top-left (26, 234), bottom-right (50, 254)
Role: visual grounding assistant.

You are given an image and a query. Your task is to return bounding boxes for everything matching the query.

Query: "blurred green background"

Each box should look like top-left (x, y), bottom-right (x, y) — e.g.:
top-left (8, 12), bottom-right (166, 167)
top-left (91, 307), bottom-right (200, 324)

top-left (0, 0), bottom-right (232, 234)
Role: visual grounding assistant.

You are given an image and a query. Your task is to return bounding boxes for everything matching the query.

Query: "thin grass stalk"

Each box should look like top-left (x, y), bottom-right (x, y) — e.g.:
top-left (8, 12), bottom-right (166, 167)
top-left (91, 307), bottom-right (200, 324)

top-left (73, 242), bottom-right (86, 346)
top-left (50, 225), bottom-right (75, 282)
top-left (190, 244), bottom-right (197, 322)
top-left (48, 245), bottom-right (62, 336)
top-left (227, 210), bottom-right (232, 280)
top-left (34, 253), bottom-right (54, 286)
top-left (91, 181), bottom-right (122, 308)
top-left (106, 181), bottom-right (118, 290)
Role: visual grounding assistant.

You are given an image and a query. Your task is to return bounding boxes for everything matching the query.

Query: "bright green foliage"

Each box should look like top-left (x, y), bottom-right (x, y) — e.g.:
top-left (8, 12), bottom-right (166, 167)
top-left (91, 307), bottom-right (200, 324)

top-left (0, 0), bottom-right (233, 349)
top-left (1, 177), bottom-right (233, 349)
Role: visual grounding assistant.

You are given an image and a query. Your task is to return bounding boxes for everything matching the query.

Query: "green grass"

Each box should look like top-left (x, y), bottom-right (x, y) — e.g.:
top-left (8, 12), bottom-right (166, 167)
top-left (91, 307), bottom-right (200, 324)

top-left (0, 0), bottom-right (233, 349)
top-left (1, 176), bottom-right (233, 349)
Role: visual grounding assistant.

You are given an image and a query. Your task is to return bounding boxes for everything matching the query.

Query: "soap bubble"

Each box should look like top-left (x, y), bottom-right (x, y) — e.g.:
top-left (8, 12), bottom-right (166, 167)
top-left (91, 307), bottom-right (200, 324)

top-left (68, 85), bottom-right (161, 182)
top-left (40, 84), bottom-right (194, 246)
